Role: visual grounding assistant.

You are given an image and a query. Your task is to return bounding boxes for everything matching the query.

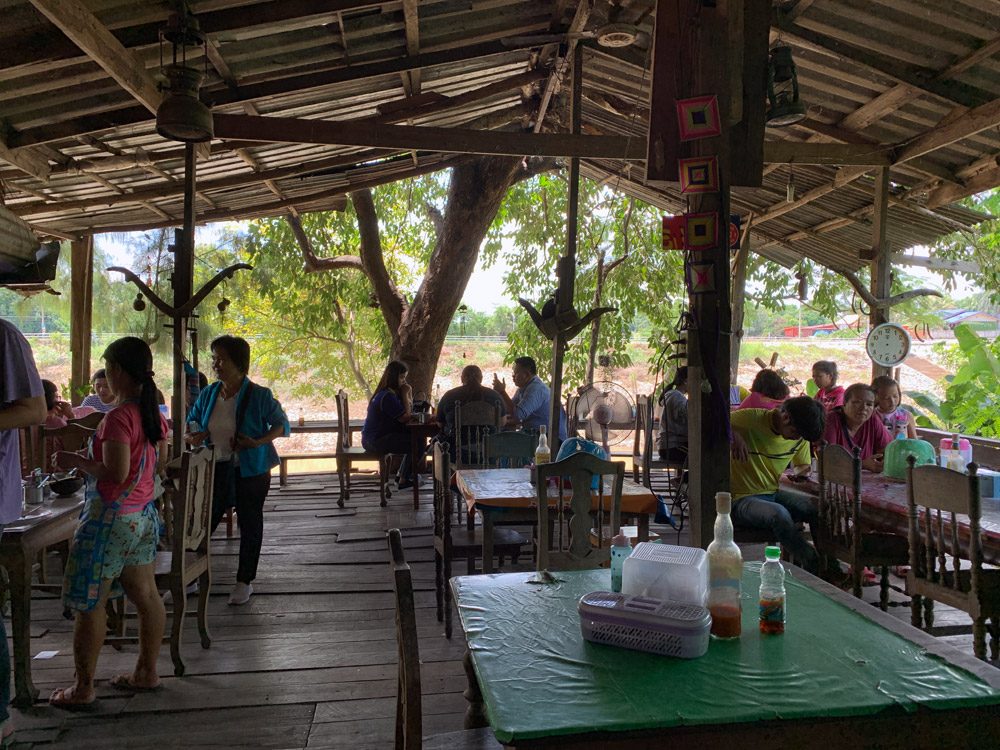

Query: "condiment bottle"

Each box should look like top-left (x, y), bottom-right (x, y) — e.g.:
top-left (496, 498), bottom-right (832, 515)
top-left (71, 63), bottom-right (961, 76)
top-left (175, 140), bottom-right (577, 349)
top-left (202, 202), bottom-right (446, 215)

top-left (534, 425), bottom-right (550, 465)
top-left (707, 492), bottom-right (743, 639)
top-left (759, 546), bottom-right (786, 635)
top-left (609, 532), bottom-right (631, 593)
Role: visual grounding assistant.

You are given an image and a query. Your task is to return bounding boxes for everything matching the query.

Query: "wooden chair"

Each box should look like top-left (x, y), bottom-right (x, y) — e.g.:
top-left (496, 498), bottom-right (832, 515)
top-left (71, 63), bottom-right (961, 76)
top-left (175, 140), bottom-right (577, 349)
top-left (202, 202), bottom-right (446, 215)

top-left (565, 393), bottom-right (580, 437)
top-left (483, 431), bottom-right (534, 469)
top-left (433, 442), bottom-right (525, 638)
top-left (536, 452), bottom-right (624, 571)
top-left (389, 528), bottom-right (502, 750)
top-left (335, 389), bottom-right (391, 508)
top-left (816, 444), bottom-right (909, 610)
top-left (42, 422), bottom-right (95, 467)
top-left (905, 456), bottom-right (1000, 660)
top-left (106, 445), bottom-right (214, 675)
top-left (453, 400), bottom-right (500, 469)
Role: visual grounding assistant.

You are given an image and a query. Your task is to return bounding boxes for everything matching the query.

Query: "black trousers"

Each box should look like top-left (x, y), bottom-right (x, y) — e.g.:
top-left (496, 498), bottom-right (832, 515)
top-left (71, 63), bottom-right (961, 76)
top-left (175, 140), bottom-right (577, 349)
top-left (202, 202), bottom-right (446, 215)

top-left (211, 465), bottom-right (271, 584)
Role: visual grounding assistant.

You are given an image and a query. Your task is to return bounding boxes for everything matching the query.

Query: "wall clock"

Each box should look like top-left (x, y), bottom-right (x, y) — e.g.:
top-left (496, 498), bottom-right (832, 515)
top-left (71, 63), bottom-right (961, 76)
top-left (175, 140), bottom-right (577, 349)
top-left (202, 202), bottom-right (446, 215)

top-left (865, 323), bottom-right (911, 367)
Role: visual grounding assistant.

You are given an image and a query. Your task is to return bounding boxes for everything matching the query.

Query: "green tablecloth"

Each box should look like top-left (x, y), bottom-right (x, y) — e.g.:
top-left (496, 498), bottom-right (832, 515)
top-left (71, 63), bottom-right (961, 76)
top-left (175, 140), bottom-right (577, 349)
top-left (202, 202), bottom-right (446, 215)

top-left (453, 565), bottom-right (1000, 744)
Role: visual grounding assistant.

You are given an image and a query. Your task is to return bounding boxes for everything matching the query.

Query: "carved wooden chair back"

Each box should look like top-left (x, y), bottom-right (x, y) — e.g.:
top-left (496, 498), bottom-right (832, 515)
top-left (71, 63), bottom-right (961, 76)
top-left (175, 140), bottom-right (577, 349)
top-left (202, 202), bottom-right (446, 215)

top-left (483, 430), bottom-right (535, 469)
top-left (453, 400), bottom-right (499, 469)
top-left (388, 527), bottom-right (422, 750)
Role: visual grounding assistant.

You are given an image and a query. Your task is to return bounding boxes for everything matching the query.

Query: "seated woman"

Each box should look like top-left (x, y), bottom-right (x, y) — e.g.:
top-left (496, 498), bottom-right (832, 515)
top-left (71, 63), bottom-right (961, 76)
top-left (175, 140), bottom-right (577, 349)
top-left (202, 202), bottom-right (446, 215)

top-left (362, 360), bottom-right (417, 489)
top-left (50, 337), bottom-right (168, 707)
top-left (657, 366), bottom-right (688, 464)
top-left (821, 383), bottom-right (892, 472)
top-left (738, 369), bottom-right (790, 411)
top-left (42, 379), bottom-right (74, 455)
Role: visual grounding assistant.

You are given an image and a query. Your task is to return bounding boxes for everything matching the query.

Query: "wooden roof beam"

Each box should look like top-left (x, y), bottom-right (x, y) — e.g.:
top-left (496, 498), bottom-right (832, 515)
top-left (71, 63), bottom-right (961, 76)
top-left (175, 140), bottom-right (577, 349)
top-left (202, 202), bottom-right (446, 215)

top-left (401, 0), bottom-right (421, 96)
top-left (762, 140), bottom-right (891, 166)
top-left (211, 113), bottom-right (648, 159)
top-left (0, 136), bottom-right (51, 180)
top-left (28, 0), bottom-right (162, 114)
top-left (752, 165), bottom-right (870, 225)
top-left (895, 96), bottom-right (1000, 164)
top-left (926, 163), bottom-right (1000, 209)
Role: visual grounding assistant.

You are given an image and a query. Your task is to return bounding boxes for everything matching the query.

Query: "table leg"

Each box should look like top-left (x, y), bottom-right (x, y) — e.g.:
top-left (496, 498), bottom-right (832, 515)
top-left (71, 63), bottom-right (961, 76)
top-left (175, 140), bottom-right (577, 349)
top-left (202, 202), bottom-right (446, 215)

top-left (638, 514), bottom-right (650, 543)
top-left (411, 431), bottom-right (420, 510)
top-left (481, 510), bottom-right (495, 574)
top-left (8, 549), bottom-right (39, 707)
top-left (462, 649), bottom-right (488, 730)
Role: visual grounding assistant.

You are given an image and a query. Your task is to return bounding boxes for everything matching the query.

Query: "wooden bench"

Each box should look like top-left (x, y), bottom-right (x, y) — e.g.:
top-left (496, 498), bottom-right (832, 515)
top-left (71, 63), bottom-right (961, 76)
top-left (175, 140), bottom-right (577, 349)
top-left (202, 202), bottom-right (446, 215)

top-left (279, 452), bottom-right (339, 486)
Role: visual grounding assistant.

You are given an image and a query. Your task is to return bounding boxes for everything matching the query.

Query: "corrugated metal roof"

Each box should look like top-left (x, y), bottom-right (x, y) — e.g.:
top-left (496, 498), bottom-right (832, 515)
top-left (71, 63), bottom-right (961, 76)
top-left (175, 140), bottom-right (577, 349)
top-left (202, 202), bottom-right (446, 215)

top-left (0, 0), bottom-right (996, 274)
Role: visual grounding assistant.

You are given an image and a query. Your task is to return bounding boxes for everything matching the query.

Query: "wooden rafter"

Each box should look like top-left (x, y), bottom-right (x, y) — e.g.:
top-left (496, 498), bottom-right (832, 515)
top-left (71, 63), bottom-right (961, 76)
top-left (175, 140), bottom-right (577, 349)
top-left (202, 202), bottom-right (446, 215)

top-left (762, 140), bottom-right (892, 166)
top-left (401, 0), bottom-right (421, 96)
top-left (0, 137), bottom-right (50, 180)
top-left (895, 96), bottom-right (1000, 164)
top-left (7, 38), bottom-right (545, 149)
top-left (28, 0), bottom-right (162, 114)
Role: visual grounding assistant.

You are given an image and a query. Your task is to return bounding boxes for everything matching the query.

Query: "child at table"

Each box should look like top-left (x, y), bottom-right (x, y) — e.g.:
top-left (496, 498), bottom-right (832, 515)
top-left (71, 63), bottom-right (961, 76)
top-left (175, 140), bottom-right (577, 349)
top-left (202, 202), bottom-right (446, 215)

top-left (812, 360), bottom-right (844, 411)
top-left (872, 375), bottom-right (917, 439)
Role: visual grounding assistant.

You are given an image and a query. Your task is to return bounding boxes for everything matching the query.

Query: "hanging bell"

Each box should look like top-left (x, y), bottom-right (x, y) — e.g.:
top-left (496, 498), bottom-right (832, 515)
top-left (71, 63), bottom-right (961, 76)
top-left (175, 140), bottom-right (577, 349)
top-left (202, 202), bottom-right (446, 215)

top-left (132, 293), bottom-right (146, 311)
top-left (217, 297), bottom-right (231, 313)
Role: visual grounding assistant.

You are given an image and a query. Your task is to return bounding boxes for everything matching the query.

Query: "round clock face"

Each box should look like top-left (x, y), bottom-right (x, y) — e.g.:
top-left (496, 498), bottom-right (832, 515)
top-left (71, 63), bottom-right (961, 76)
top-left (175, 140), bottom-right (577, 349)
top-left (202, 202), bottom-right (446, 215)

top-left (866, 323), bottom-right (911, 367)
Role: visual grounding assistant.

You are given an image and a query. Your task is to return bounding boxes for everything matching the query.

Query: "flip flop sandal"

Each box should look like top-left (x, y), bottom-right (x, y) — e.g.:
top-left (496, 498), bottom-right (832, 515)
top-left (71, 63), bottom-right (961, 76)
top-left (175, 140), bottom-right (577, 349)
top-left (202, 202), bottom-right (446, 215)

top-left (49, 688), bottom-right (98, 712)
top-left (109, 674), bottom-right (163, 693)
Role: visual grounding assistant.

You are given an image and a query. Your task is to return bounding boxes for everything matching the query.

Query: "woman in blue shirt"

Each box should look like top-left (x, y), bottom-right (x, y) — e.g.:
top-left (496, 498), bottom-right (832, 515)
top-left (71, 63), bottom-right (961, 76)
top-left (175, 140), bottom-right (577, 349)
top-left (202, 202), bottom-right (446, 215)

top-left (185, 336), bottom-right (289, 606)
top-left (362, 360), bottom-right (416, 488)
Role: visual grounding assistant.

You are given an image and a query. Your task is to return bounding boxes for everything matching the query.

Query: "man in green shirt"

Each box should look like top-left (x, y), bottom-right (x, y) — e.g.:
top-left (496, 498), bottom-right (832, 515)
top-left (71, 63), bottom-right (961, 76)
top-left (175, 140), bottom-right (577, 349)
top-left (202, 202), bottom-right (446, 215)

top-left (730, 396), bottom-right (825, 573)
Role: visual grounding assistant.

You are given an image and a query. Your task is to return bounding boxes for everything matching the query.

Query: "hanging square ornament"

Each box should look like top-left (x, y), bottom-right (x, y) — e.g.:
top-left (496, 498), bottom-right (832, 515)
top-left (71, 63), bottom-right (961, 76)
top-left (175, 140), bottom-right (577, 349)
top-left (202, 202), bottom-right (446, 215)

top-left (684, 212), bottom-right (717, 250)
top-left (662, 215), bottom-right (686, 250)
top-left (687, 260), bottom-right (715, 294)
top-left (676, 95), bottom-right (721, 141)
top-left (678, 156), bottom-right (719, 194)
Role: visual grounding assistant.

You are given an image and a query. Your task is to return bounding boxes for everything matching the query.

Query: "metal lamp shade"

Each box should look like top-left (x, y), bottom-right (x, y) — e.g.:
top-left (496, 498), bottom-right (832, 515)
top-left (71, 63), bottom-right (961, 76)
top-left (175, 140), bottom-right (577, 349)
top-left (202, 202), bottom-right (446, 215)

top-left (156, 64), bottom-right (213, 142)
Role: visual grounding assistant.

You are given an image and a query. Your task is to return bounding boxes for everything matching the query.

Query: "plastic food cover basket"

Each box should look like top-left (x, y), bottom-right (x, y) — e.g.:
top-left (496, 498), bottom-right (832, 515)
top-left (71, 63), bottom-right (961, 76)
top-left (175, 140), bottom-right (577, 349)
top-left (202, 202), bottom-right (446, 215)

top-left (578, 591), bottom-right (711, 659)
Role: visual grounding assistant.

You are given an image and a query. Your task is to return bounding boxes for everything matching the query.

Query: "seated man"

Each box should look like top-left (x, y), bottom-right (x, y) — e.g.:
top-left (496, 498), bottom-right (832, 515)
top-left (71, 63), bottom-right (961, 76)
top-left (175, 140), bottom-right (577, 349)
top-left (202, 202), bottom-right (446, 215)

top-left (730, 396), bottom-right (826, 573)
top-left (436, 365), bottom-right (506, 456)
top-left (492, 356), bottom-right (567, 440)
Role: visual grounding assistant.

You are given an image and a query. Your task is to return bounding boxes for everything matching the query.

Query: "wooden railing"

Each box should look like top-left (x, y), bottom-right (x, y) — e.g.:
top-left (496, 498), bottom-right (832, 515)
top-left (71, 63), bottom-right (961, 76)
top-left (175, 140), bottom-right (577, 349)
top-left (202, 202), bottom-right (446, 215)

top-left (916, 428), bottom-right (1000, 470)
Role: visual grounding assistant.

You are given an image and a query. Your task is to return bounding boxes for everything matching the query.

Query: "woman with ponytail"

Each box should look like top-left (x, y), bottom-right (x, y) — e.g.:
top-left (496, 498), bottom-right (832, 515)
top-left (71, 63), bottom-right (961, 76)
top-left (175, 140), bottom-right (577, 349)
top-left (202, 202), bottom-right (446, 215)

top-left (50, 337), bottom-right (168, 708)
top-left (657, 366), bottom-right (689, 464)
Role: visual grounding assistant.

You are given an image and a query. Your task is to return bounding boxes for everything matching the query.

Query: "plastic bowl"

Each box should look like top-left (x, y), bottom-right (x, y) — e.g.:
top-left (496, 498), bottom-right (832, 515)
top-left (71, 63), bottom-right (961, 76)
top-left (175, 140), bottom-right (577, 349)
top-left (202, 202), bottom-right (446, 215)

top-left (50, 476), bottom-right (84, 497)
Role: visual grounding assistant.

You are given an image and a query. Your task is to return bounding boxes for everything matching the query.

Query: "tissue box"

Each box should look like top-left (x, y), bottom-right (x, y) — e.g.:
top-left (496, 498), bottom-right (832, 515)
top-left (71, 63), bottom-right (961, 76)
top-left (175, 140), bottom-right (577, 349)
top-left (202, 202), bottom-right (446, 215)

top-left (579, 591), bottom-right (711, 659)
top-left (622, 542), bottom-right (708, 606)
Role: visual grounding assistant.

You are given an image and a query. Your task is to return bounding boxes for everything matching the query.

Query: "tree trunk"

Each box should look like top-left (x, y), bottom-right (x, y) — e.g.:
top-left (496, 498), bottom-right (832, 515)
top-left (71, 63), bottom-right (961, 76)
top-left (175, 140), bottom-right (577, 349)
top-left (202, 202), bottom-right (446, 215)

top-left (386, 156), bottom-right (525, 394)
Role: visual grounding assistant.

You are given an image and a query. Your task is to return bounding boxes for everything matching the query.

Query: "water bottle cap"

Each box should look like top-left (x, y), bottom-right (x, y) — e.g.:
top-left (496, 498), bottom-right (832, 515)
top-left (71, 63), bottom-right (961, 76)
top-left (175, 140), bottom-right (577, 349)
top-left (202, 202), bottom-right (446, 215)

top-left (715, 492), bottom-right (732, 513)
top-left (765, 546), bottom-right (782, 560)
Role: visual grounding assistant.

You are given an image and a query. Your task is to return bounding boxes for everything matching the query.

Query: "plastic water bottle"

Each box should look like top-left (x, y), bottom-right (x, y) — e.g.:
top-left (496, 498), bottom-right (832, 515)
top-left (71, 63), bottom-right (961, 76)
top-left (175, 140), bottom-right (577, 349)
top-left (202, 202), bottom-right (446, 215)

top-left (759, 546), bottom-right (786, 635)
top-left (609, 532), bottom-right (631, 593)
top-left (707, 492), bottom-right (743, 639)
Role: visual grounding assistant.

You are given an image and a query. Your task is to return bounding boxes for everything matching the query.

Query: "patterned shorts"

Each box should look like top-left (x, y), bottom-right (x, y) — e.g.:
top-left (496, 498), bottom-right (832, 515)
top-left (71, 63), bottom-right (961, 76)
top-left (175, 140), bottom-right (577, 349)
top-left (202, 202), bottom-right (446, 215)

top-left (101, 506), bottom-right (160, 581)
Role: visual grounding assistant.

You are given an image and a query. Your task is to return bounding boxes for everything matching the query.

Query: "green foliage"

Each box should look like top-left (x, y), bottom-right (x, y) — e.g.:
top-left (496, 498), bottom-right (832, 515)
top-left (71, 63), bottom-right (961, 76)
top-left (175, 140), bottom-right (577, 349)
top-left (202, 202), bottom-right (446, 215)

top-left (908, 324), bottom-right (1000, 436)
top-left (483, 173), bottom-right (686, 390)
top-left (929, 188), bottom-right (1000, 303)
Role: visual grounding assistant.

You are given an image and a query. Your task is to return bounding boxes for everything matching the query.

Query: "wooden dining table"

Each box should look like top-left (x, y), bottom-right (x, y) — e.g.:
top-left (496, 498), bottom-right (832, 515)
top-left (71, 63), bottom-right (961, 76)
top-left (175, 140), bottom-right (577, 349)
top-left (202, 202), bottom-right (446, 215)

top-left (781, 471), bottom-right (1000, 565)
top-left (407, 419), bottom-right (440, 509)
top-left (451, 565), bottom-right (1000, 748)
top-left (0, 491), bottom-right (85, 707)
top-left (455, 468), bottom-right (658, 573)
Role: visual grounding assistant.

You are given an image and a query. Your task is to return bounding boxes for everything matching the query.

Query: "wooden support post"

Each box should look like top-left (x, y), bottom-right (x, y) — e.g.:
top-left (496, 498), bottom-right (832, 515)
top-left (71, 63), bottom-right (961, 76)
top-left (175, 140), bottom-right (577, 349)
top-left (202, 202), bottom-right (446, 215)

top-left (172, 144), bottom-right (197, 458)
top-left (685, 4), bottom-right (735, 549)
top-left (69, 235), bottom-right (93, 405)
top-left (549, 48), bottom-right (584, 453)
top-left (730, 227), bottom-right (752, 375)
top-left (870, 166), bottom-right (891, 379)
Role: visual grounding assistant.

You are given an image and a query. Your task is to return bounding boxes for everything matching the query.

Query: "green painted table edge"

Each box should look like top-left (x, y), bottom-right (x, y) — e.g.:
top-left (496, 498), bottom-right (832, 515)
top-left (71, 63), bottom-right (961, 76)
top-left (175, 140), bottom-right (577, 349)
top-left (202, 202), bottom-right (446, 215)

top-left (453, 565), bottom-right (1000, 744)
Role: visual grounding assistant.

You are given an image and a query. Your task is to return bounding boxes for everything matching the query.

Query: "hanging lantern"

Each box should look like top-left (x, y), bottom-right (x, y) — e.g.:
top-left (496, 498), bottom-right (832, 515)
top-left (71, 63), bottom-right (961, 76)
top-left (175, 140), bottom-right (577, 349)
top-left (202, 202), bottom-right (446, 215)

top-left (766, 46), bottom-right (806, 127)
top-left (133, 292), bottom-right (147, 311)
top-left (156, 13), bottom-right (213, 142)
top-left (458, 303), bottom-right (469, 336)
top-left (796, 269), bottom-right (808, 301)
top-left (217, 297), bottom-right (231, 313)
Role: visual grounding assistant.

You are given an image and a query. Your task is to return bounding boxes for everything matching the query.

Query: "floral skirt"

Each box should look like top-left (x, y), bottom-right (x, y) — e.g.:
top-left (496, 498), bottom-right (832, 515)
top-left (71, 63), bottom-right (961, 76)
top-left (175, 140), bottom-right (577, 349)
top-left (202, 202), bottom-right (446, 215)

top-left (62, 498), bottom-right (160, 612)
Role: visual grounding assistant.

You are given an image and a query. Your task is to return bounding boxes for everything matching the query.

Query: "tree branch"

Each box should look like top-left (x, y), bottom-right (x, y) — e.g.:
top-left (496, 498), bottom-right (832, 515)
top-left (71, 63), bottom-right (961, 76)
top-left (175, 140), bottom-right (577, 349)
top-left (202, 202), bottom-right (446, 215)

top-left (350, 188), bottom-right (406, 333)
top-left (840, 270), bottom-right (943, 309)
top-left (513, 156), bottom-right (561, 184)
top-left (286, 213), bottom-right (364, 273)
top-left (425, 202), bottom-right (445, 242)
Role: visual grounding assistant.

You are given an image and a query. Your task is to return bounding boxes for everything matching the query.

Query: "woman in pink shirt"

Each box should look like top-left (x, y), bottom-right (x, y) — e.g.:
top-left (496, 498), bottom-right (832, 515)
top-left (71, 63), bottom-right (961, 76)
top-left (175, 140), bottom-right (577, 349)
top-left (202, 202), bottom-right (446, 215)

top-left (738, 369), bottom-right (790, 411)
top-left (821, 383), bottom-right (891, 472)
top-left (50, 337), bottom-right (168, 708)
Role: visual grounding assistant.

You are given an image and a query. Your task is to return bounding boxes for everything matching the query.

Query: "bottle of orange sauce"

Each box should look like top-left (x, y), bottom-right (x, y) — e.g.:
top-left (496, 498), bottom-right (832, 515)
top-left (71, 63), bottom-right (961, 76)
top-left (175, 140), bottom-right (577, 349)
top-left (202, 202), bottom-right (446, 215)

top-left (707, 492), bottom-right (743, 639)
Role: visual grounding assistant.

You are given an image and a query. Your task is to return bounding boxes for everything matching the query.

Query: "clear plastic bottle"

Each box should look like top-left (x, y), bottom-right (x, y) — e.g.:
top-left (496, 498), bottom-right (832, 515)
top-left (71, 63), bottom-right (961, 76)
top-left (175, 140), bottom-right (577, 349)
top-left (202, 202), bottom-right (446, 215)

top-left (759, 546), bottom-right (786, 635)
top-left (609, 532), bottom-right (631, 593)
top-left (534, 425), bottom-right (551, 465)
top-left (707, 492), bottom-right (743, 639)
